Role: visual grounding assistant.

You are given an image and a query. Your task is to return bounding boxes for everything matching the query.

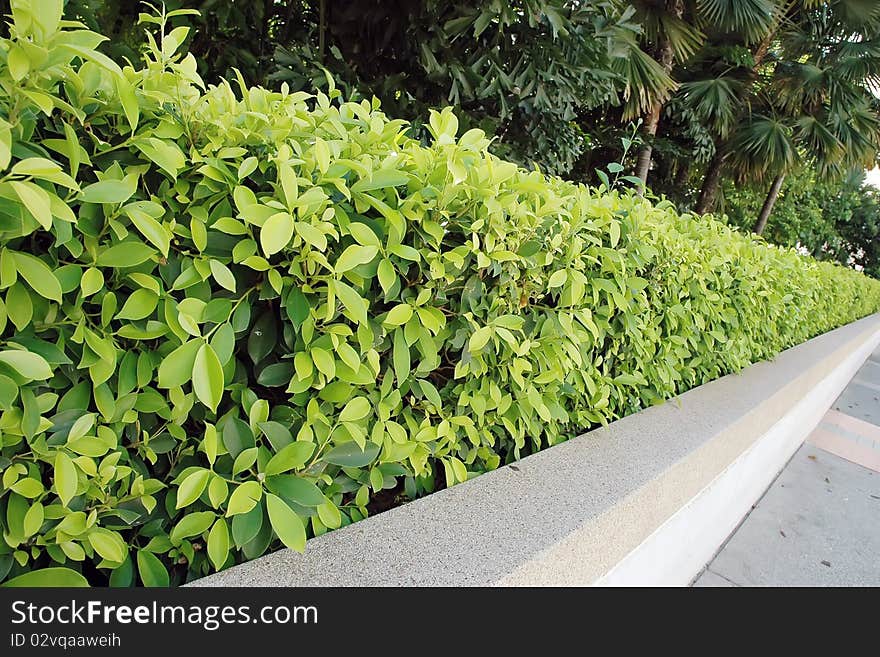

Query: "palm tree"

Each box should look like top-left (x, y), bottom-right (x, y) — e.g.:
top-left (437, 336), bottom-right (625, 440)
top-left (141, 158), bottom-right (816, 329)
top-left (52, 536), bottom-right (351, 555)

top-left (624, 0), bottom-right (776, 187)
top-left (691, 0), bottom-right (880, 220)
top-left (692, 0), bottom-right (788, 214)
top-left (627, 0), bottom-right (778, 189)
top-left (742, 1), bottom-right (880, 233)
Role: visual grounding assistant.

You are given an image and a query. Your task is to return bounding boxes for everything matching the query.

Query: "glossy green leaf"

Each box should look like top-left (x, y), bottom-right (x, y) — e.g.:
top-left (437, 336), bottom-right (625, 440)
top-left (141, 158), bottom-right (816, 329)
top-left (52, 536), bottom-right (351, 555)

top-left (192, 343), bottom-right (224, 412)
top-left (176, 469), bottom-right (211, 508)
top-left (266, 493), bottom-right (306, 553)
top-left (207, 518), bottom-right (230, 570)
top-left (2, 568), bottom-right (88, 588)
top-left (264, 442), bottom-right (315, 475)
top-left (260, 212), bottom-right (294, 256)
top-left (137, 550), bottom-right (170, 587)
top-left (12, 252), bottom-right (62, 302)
top-left (157, 339), bottom-right (202, 388)
top-left (0, 350), bottom-right (52, 380)
top-left (323, 442), bottom-right (381, 467)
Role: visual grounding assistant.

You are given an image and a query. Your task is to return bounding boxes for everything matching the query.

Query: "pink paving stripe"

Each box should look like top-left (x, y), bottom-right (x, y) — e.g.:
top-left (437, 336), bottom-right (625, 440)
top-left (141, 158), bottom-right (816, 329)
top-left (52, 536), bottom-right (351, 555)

top-left (807, 426), bottom-right (880, 473)
top-left (823, 408), bottom-right (880, 443)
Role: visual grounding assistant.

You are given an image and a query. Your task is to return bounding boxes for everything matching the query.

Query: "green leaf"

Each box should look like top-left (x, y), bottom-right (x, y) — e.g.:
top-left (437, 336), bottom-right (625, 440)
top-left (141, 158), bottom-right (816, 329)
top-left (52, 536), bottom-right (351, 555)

top-left (11, 252), bottom-right (62, 302)
top-left (115, 75), bottom-right (139, 132)
top-left (469, 326), bottom-right (493, 352)
top-left (256, 362), bottom-right (294, 387)
top-left (192, 343), bottom-right (224, 412)
top-left (610, 220), bottom-right (621, 248)
top-left (231, 504), bottom-right (263, 547)
top-left (264, 442), bottom-right (315, 476)
top-left (286, 288), bottom-right (310, 327)
top-left (392, 328), bottom-right (410, 383)
top-left (123, 205), bottom-right (170, 257)
top-left (225, 481), bottom-right (263, 517)
top-left (95, 241), bottom-right (155, 267)
top-left (87, 529), bottom-right (127, 563)
top-left (10, 181), bottom-right (52, 230)
top-left (311, 347), bottom-right (336, 379)
top-left (169, 511), bottom-right (215, 543)
top-left (11, 478), bottom-right (43, 498)
top-left (258, 421), bottom-right (294, 451)
top-left (339, 396), bottom-right (371, 422)
top-left (68, 413), bottom-right (95, 441)
top-left (377, 259), bottom-right (396, 294)
top-left (207, 518), bottom-right (230, 570)
top-left (260, 212), bottom-right (294, 256)
top-left (176, 468), bottom-right (211, 508)
top-left (2, 568), bottom-right (89, 588)
top-left (295, 221), bottom-right (327, 250)
top-left (0, 350), bottom-right (52, 380)
top-left (247, 313), bottom-right (277, 364)
top-left (265, 493), bottom-right (307, 553)
top-left (210, 260), bottom-right (237, 293)
top-left (54, 452), bottom-right (78, 506)
top-left (23, 502), bottom-right (44, 536)
top-left (323, 442), bottom-right (381, 467)
top-left (157, 339), bottom-right (202, 388)
top-left (134, 138), bottom-right (185, 179)
top-left (334, 245), bottom-right (378, 273)
top-left (137, 550), bottom-right (170, 587)
top-left (116, 289), bottom-right (158, 321)
top-left (79, 175), bottom-right (137, 204)
top-left (81, 268), bottom-right (104, 297)
top-left (265, 475), bottom-right (326, 507)
top-left (384, 303), bottom-right (413, 326)
top-left (349, 222), bottom-right (380, 247)
top-left (548, 270), bottom-right (567, 288)
top-left (334, 280), bottom-right (367, 325)
top-left (351, 169), bottom-right (410, 193)
top-left (316, 500), bottom-right (342, 529)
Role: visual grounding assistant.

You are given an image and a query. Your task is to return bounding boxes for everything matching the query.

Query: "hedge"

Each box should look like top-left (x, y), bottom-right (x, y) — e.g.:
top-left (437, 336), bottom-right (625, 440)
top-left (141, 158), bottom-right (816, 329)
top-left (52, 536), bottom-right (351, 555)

top-left (1, 3), bottom-right (879, 587)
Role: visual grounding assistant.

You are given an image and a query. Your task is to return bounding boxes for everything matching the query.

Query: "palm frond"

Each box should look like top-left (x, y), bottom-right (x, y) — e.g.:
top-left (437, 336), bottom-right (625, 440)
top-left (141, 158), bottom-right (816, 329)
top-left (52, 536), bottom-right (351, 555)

top-left (696, 0), bottom-right (776, 44)
top-left (795, 115), bottom-right (844, 165)
top-left (611, 42), bottom-right (679, 119)
top-left (727, 114), bottom-right (798, 180)
top-left (679, 76), bottom-right (743, 136)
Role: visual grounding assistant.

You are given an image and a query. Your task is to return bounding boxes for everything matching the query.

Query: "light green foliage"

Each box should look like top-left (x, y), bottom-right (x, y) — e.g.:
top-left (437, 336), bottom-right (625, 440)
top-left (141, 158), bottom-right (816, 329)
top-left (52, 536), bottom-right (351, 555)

top-left (1, 2), bottom-right (879, 587)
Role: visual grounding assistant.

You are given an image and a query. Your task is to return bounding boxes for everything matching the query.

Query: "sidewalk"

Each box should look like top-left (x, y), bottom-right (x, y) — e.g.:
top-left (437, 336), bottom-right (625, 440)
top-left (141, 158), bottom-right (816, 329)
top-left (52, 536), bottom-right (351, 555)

top-left (693, 346), bottom-right (880, 586)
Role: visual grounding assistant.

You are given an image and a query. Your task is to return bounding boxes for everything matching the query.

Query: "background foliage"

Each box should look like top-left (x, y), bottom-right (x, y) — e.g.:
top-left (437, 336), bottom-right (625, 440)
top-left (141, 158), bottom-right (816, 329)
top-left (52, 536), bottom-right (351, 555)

top-left (723, 169), bottom-right (880, 277)
top-left (1, 2), bottom-right (879, 587)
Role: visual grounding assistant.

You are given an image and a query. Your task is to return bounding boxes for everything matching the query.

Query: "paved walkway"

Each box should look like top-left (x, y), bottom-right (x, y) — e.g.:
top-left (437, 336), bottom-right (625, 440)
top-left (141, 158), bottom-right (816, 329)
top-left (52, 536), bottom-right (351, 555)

top-left (693, 346), bottom-right (880, 586)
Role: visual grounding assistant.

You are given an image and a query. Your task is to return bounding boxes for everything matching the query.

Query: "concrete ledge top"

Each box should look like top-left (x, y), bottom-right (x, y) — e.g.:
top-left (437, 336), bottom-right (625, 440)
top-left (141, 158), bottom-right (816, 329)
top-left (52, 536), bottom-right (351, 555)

top-left (191, 313), bottom-right (880, 587)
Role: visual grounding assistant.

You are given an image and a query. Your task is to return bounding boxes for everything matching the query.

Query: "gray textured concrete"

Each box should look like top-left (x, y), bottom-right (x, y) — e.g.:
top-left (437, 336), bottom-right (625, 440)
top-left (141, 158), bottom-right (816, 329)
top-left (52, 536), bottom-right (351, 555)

top-left (696, 343), bottom-right (880, 587)
top-left (190, 314), bottom-right (880, 587)
top-left (694, 446), bottom-right (880, 586)
top-left (833, 357), bottom-right (880, 425)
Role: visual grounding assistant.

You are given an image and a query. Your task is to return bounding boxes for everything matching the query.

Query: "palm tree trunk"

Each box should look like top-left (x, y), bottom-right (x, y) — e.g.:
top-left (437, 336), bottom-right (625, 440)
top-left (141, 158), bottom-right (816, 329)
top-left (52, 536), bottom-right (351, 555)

top-left (635, 102), bottom-right (663, 189)
top-left (753, 172), bottom-right (785, 235)
top-left (695, 148), bottom-right (724, 214)
top-left (634, 0), bottom-right (682, 191)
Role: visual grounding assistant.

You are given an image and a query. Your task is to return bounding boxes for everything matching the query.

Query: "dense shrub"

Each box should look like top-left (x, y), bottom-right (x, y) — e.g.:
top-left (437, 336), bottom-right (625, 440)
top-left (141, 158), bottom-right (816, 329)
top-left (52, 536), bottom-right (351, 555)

top-left (1, 3), bottom-right (879, 587)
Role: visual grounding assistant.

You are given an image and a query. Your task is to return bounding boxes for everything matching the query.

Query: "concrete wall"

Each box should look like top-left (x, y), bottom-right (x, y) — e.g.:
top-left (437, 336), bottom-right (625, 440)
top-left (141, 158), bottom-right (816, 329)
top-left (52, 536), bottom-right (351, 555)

top-left (191, 313), bottom-right (880, 587)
